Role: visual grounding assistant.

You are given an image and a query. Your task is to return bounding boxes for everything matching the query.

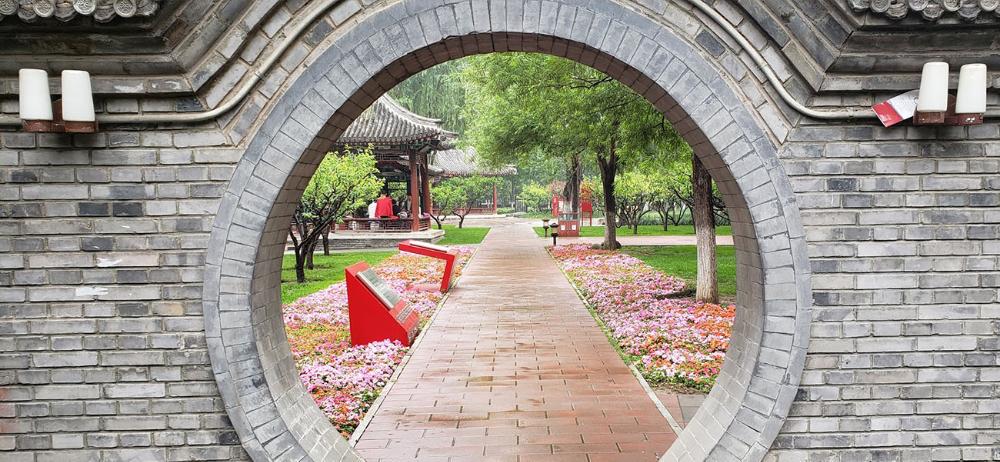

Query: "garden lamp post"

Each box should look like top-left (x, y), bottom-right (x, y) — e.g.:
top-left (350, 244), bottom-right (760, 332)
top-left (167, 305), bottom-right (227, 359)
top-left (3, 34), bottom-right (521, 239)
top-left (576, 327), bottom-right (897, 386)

top-left (541, 218), bottom-right (550, 237)
top-left (551, 231), bottom-right (559, 246)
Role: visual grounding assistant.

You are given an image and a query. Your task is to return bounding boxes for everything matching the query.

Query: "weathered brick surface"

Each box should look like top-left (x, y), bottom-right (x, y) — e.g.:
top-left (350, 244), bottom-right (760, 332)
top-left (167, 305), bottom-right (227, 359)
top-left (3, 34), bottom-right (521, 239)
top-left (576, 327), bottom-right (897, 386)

top-left (0, 1), bottom-right (997, 461)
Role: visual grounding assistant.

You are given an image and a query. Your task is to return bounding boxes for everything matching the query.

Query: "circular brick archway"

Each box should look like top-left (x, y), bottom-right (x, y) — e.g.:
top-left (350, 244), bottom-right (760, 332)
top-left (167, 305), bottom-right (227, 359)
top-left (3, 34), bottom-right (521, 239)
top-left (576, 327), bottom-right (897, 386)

top-left (203, 1), bottom-right (812, 461)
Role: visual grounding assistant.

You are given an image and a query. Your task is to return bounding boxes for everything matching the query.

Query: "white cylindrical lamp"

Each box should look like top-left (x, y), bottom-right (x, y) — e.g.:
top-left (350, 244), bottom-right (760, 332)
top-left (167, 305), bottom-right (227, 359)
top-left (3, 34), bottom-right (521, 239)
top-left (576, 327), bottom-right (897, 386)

top-left (955, 63), bottom-right (986, 125)
top-left (915, 62), bottom-right (949, 125)
top-left (18, 69), bottom-right (54, 131)
top-left (61, 70), bottom-right (98, 133)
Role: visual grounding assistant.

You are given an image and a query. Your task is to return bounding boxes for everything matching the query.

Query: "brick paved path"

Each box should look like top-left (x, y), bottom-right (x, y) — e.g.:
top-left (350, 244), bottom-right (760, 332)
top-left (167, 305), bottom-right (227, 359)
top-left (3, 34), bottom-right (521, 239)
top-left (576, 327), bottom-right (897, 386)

top-left (355, 223), bottom-right (675, 461)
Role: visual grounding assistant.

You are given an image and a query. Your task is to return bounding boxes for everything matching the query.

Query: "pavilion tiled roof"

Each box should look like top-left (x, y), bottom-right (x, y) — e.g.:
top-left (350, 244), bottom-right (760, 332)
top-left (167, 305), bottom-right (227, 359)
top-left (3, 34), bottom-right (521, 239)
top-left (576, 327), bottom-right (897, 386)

top-left (431, 147), bottom-right (517, 177)
top-left (336, 95), bottom-right (456, 147)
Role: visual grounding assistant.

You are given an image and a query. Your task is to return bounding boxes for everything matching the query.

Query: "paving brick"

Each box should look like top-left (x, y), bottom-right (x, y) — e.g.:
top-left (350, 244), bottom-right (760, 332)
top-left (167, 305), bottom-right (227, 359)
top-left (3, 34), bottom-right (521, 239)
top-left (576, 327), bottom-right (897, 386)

top-left (356, 224), bottom-right (674, 460)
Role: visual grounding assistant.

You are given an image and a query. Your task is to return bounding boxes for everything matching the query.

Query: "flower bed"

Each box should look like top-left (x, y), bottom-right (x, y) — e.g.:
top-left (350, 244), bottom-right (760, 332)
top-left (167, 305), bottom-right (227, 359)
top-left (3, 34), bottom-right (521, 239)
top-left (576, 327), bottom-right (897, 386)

top-left (549, 244), bottom-right (734, 391)
top-left (283, 246), bottom-right (475, 436)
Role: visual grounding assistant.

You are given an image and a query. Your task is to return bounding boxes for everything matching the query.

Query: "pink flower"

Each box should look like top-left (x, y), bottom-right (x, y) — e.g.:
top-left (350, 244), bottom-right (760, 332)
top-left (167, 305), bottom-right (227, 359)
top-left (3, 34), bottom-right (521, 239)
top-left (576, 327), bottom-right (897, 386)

top-left (549, 244), bottom-right (734, 391)
top-left (283, 246), bottom-right (476, 435)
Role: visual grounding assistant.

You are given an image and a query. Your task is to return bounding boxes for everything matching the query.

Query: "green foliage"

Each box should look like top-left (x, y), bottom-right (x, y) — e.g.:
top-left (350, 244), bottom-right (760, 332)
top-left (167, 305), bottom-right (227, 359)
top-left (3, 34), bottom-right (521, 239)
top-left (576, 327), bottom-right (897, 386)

top-left (614, 170), bottom-right (654, 233)
top-left (518, 183), bottom-right (550, 212)
top-left (432, 175), bottom-right (499, 227)
top-left (300, 147), bottom-right (383, 223)
top-left (460, 52), bottom-right (691, 248)
top-left (389, 59), bottom-right (470, 136)
top-left (430, 182), bottom-right (464, 228)
top-left (448, 176), bottom-right (498, 210)
top-left (431, 182), bottom-right (463, 214)
top-left (280, 250), bottom-right (395, 303)
top-left (461, 53), bottom-right (682, 170)
top-left (290, 147), bottom-right (383, 282)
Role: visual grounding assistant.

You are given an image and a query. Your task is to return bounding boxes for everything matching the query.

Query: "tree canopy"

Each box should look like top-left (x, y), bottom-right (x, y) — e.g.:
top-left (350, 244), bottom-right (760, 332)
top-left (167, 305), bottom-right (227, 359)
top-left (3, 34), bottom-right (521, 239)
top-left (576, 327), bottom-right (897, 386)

top-left (290, 147), bottom-right (382, 282)
top-left (389, 59), bottom-right (469, 136)
top-left (459, 52), bottom-right (688, 248)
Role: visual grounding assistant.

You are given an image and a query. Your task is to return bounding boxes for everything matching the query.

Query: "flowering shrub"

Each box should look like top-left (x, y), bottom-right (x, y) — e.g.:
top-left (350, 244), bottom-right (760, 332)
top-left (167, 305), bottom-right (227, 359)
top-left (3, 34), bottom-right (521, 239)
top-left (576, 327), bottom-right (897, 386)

top-left (283, 247), bottom-right (474, 435)
top-left (549, 244), bottom-right (734, 391)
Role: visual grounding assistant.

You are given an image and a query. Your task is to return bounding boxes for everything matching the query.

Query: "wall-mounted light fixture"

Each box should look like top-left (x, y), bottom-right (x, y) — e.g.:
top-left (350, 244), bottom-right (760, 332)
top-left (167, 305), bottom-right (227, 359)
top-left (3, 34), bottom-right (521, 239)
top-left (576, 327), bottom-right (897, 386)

top-left (907, 61), bottom-right (989, 127)
top-left (955, 63), bottom-right (987, 126)
top-left (60, 70), bottom-right (97, 132)
top-left (915, 62), bottom-right (949, 125)
top-left (17, 68), bottom-right (98, 133)
top-left (18, 69), bottom-right (53, 131)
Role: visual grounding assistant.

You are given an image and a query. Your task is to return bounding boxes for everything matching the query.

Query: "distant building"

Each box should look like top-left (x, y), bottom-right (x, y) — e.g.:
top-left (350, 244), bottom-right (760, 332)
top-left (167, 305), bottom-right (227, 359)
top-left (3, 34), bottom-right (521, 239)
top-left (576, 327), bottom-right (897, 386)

top-left (430, 147), bottom-right (517, 214)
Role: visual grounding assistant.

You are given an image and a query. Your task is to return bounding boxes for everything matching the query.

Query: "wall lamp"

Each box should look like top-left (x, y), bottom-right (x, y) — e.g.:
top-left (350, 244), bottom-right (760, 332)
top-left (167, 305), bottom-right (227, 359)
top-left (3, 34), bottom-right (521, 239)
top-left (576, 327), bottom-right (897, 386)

top-left (914, 62), bottom-right (987, 126)
top-left (18, 68), bottom-right (98, 133)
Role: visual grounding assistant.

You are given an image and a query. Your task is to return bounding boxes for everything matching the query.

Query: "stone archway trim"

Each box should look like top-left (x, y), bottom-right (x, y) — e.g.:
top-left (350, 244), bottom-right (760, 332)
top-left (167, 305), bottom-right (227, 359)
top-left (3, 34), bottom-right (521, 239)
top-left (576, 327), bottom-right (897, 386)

top-left (203, 1), bottom-right (811, 461)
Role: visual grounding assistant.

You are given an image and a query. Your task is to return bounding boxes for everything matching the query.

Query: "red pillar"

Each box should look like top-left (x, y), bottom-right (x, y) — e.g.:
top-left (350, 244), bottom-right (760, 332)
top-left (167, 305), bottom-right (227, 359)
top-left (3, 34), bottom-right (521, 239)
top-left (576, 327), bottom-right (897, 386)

top-left (421, 154), bottom-right (432, 216)
top-left (409, 153), bottom-right (420, 231)
top-left (492, 182), bottom-right (498, 215)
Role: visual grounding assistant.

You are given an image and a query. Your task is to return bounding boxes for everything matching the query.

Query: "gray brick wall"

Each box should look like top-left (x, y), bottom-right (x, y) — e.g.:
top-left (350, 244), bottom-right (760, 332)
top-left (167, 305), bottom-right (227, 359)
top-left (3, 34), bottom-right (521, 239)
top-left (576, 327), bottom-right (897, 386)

top-left (772, 127), bottom-right (1000, 461)
top-left (0, 1), bottom-right (998, 461)
top-left (1, 133), bottom-right (248, 462)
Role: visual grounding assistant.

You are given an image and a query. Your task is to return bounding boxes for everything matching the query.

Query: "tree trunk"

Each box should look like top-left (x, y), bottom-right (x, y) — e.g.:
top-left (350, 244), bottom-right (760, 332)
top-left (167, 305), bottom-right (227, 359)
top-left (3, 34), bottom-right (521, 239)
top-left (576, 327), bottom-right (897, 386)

top-left (306, 240), bottom-right (316, 270)
top-left (321, 225), bottom-right (330, 256)
top-left (563, 153), bottom-right (582, 215)
top-left (692, 155), bottom-right (718, 303)
top-left (596, 151), bottom-right (619, 250)
top-left (294, 252), bottom-right (307, 283)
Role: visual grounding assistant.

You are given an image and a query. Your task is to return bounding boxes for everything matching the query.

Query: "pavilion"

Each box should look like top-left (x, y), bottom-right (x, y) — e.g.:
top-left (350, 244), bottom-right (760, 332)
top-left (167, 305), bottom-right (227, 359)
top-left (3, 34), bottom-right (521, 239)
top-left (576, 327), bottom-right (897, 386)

top-left (332, 95), bottom-right (454, 233)
top-left (430, 146), bottom-right (517, 214)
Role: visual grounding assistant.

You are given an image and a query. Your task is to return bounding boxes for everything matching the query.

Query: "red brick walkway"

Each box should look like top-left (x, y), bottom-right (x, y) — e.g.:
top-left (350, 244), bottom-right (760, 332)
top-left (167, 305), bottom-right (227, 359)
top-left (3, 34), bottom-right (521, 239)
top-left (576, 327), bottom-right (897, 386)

top-left (355, 223), bottom-right (675, 461)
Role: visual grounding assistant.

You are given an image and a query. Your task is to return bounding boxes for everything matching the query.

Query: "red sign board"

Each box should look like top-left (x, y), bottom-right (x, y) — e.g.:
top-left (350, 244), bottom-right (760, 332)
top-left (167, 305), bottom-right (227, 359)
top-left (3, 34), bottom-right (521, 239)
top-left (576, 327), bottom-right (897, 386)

top-left (345, 262), bottom-right (419, 346)
top-left (558, 219), bottom-right (580, 237)
top-left (397, 240), bottom-right (458, 292)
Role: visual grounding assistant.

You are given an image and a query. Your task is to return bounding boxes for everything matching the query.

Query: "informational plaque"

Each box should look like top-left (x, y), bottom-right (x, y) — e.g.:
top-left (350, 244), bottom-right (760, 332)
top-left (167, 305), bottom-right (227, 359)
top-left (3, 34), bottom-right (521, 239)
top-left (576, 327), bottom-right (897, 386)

top-left (357, 268), bottom-right (401, 308)
top-left (408, 240), bottom-right (450, 253)
top-left (345, 262), bottom-right (419, 346)
top-left (397, 240), bottom-right (459, 292)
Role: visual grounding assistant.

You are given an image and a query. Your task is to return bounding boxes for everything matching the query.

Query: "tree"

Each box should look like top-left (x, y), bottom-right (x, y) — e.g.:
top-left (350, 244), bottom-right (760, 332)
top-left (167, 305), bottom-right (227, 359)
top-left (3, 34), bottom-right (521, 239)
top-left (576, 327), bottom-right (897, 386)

top-left (648, 161), bottom-right (690, 230)
top-left (443, 176), bottom-right (497, 228)
top-left (518, 183), bottom-right (550, 212)
top-left (430, 182), bottom-right (462, 229)
top-left (692, 155), bottom-right (718, 303)
top-left (614, 170), bottom-right (653, 235)
top-left (461, 53), bottom-right (680, 250)
top-left (289, 148), bottom-right (382, 283)
top-left (389, 59), bottom-right (469, 136)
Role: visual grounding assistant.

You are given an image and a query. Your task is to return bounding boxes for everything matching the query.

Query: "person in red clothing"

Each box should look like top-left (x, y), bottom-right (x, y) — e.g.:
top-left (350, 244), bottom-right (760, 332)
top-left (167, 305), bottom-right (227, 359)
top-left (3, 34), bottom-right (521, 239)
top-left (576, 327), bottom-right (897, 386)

top-left (374, 192), bottom-right (396, 219)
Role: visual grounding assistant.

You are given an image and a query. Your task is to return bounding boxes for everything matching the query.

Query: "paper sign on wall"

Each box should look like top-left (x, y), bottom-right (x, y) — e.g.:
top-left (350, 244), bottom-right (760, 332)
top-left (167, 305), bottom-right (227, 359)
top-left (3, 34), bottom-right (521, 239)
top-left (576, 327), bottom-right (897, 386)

top-left (872, 90), bottom-right (919, 127)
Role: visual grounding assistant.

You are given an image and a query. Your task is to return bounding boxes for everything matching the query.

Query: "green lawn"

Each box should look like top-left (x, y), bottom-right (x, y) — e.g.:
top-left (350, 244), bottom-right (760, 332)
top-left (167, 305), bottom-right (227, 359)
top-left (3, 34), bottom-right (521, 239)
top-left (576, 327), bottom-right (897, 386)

top-left (280, 226), bottom-right (486, 304)
top-left (438, 224), bottom-right (490, 245)
top-left (623, 245), bottom-right (737, 298)
top-left (280, 251), bottom-right (395, 304)
top-left (532, 224), bottom-right (732, 238)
